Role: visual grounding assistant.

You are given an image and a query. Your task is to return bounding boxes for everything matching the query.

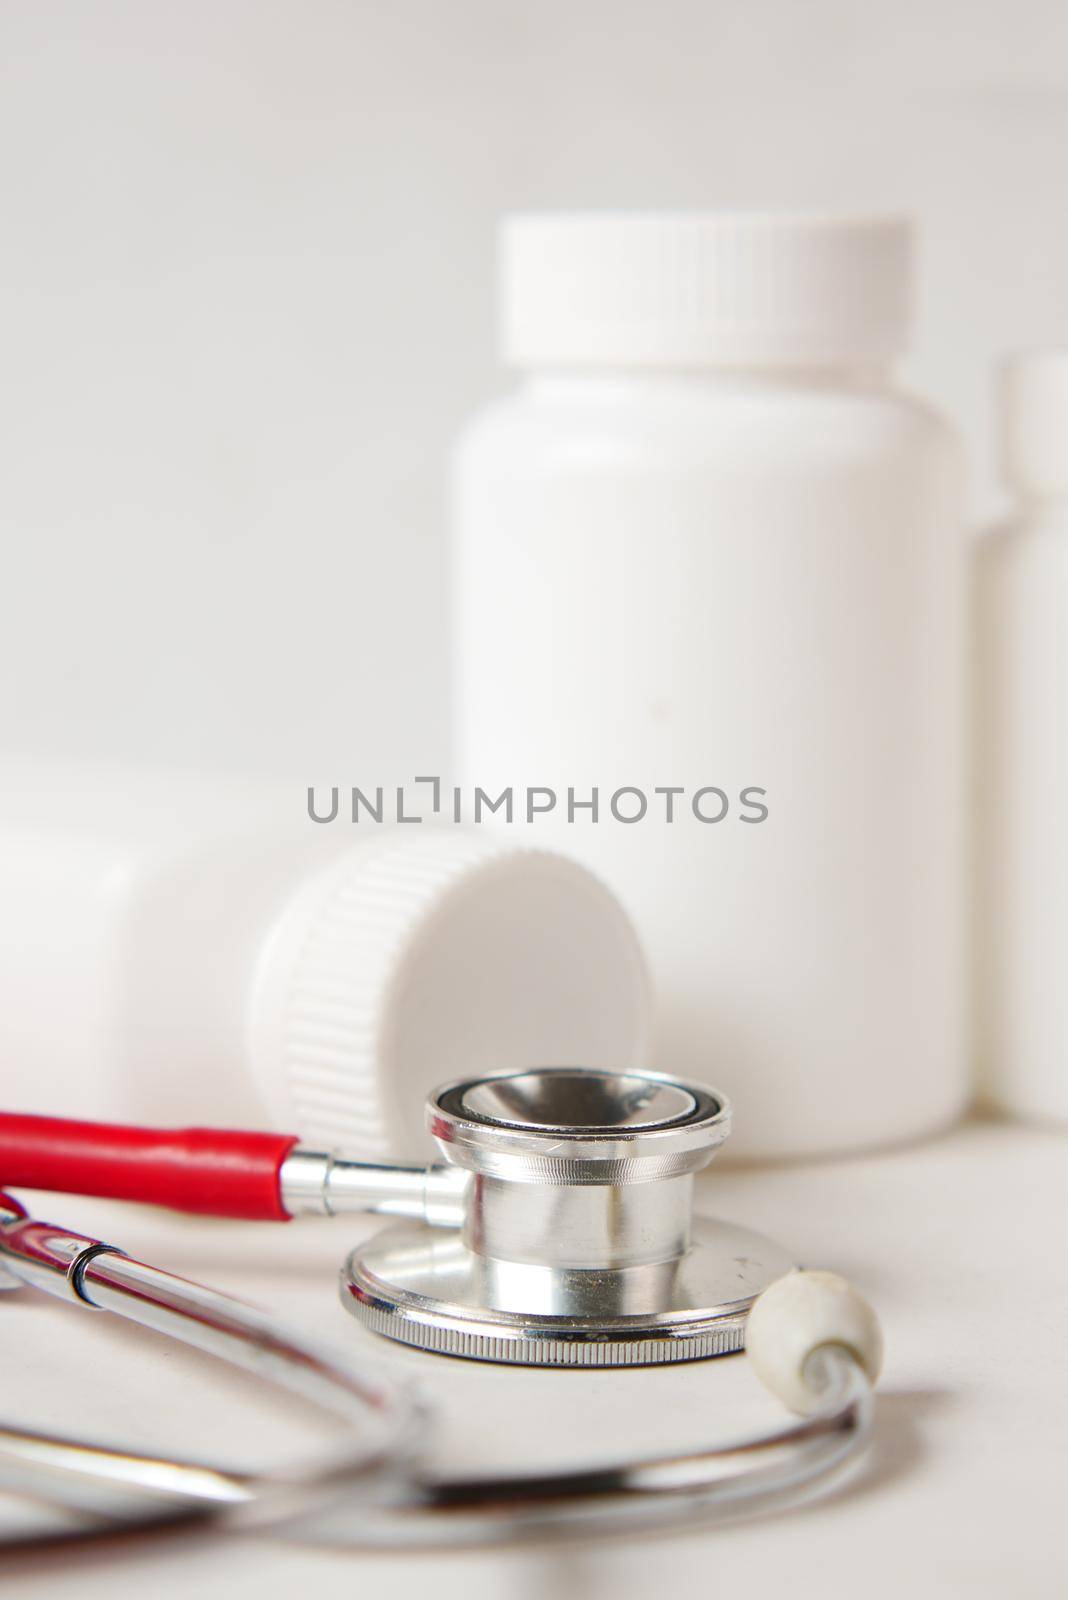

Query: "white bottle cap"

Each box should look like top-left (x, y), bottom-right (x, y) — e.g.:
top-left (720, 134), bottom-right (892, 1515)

top-left (249, 831), bottom-right (651, 1161)
top-left (500, 211), bottom-right (912, 370)
top-left (1000, 350), bottom-right (1068, 498)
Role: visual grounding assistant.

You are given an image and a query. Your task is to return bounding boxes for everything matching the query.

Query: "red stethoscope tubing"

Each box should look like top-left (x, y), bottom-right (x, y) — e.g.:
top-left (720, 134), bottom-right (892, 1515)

top-left (0, 1112), bottom-right (298, 1221)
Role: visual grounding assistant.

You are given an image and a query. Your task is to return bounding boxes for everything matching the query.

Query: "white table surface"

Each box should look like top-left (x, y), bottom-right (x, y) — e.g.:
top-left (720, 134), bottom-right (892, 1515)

top-left (2, 1117), bottom-right (1065, 1599)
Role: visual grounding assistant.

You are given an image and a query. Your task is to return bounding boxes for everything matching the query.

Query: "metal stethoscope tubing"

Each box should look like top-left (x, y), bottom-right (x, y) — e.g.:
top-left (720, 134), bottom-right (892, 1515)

top-left (0, 1191), bottom-right (878, 1549)
top-left (0, 1191), bottom-right (418, 1543)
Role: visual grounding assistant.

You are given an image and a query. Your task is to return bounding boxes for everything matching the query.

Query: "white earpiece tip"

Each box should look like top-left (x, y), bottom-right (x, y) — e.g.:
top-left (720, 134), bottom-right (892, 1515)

top-left (745, 1269), bottom-right (883, 1415)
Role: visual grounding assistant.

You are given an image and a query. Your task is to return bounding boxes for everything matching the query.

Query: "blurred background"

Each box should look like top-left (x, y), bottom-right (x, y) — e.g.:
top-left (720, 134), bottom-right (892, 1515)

top-left (2, 0), bottom-right (1067, 785)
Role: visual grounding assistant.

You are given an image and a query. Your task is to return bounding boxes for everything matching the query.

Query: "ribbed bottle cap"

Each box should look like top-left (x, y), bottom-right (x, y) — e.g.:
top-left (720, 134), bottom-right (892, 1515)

top-left (1001, 350), bottom-right (1068, 498)
top-left (501, 211), bottom-right (912, 369)
top-left (248, 831), bottom-right (651, 1162)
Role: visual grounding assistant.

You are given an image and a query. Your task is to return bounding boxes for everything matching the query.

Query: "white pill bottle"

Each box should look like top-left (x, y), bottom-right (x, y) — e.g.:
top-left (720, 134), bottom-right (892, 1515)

top-left (453, 213), bottom-right (967, 1159)
top-left (975, 351), bottom-right (1068, 1125)
top-left (0, 764), bottom-right (650, 1160)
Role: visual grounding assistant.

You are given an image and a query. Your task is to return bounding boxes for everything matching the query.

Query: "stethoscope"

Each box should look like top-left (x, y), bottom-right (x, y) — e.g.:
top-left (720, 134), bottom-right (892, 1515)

top-left (0, 1067), bottom-right (883, 1546)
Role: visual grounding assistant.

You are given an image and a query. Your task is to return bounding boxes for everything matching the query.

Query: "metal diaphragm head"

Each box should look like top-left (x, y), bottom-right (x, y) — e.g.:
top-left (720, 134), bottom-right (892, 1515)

top-left (342, 1067), bottom-right (794, 1367)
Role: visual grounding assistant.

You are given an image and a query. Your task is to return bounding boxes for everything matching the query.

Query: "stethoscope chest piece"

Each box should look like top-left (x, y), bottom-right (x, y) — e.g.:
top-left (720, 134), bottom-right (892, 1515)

top-left (341, 1067), bottom-right (794, 1366)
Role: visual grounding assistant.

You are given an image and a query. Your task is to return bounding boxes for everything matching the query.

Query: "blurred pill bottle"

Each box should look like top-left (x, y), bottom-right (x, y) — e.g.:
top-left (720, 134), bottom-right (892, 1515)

top-left (453, 212), bottom-right (967, 1158)
top-left (975, 351), bottom-right (1068, 1125)
top-left (0, 764), bottom-right (649, 1159)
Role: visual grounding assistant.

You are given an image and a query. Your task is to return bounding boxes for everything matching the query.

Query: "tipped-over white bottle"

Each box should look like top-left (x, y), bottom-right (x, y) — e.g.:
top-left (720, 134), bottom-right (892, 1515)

top-left (0, 764), bottom-right (650, 1159)
top-left (975, 352), bottom-right (1068, 1124)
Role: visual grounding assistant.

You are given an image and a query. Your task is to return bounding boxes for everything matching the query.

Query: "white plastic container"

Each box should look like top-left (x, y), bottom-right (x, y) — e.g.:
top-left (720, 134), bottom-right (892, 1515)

top-left (0, 765), bottom-right (649, 1159)
top-left (975, 352), bottom-right (1068, 1124)
top-left (453, 212), bottom-right (967, 1159)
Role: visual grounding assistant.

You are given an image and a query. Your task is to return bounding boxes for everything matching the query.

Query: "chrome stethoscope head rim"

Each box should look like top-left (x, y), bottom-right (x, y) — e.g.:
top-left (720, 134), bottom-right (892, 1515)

top-left (427, 1065), bottom-right (732, 1179)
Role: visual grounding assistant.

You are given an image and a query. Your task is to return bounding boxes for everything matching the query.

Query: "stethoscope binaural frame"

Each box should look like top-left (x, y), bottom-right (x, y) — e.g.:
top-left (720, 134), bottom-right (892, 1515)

top-left (0, 1067), bottom-right (884, 1547)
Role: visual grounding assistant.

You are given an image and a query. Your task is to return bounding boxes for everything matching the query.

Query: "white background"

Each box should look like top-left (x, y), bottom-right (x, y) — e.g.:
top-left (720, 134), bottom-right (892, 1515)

top-left (2, 10), bottom-right (1068, 1593)
top-left (2, 0), bottom-right (1068, 785)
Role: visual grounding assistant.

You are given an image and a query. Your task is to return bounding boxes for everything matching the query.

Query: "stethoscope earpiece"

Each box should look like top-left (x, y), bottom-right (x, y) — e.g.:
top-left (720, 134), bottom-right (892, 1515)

top-left (746, 1268), bottom-right (884, 1414)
